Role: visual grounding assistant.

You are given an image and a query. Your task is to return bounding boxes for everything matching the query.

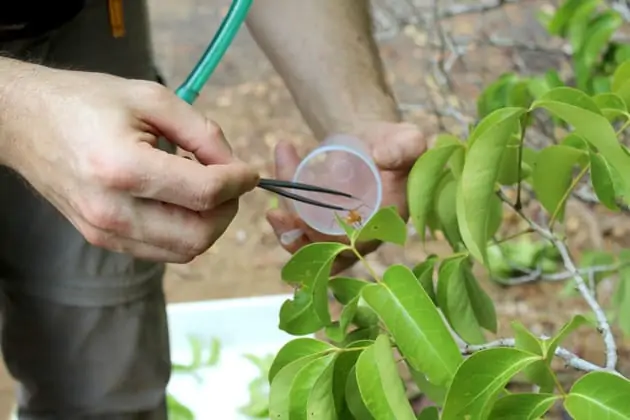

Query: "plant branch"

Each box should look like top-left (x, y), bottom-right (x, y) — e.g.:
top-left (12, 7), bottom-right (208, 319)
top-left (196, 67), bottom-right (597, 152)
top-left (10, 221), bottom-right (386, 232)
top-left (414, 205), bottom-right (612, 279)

top-left (497, 262), bottom-right (621, 285)
top-left (461, 338), bottom-right (623, 376)
top-left (498, 190), bottom-right (619, 371)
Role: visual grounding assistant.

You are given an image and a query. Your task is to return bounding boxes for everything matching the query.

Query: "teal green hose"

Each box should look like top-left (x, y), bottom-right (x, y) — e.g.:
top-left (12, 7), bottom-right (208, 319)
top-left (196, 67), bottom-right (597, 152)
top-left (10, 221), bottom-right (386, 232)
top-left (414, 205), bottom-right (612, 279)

top-left (175, 0), bottom-right (253, 104)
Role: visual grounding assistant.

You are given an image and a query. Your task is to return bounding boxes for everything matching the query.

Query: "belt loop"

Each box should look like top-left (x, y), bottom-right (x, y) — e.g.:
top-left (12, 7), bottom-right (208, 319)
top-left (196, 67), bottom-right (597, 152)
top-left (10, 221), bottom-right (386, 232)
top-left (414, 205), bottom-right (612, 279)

top-left (108, 0), bottom-right (126, 38)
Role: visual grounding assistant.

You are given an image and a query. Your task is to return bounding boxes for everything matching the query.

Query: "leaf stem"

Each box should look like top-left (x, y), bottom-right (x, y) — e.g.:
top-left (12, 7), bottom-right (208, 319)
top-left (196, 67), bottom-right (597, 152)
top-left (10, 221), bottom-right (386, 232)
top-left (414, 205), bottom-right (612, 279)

top-left (495, 228), bottom-right (534, 245)
top-left (352, 247), bottom-right (381, 282)
top-left (515, 115), bottom-right (529, 210)
top-left (548, 163), bottom-right (590, 230)
top-left (547, 365), bottom-right (567, 396)
top-left (615, 117), bottom-right (630, 137)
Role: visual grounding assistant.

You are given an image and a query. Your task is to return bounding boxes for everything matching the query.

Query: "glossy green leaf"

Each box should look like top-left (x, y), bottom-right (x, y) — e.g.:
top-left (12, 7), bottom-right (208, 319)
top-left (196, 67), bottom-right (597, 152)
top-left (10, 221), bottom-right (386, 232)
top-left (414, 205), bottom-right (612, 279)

top-left (361, 264), bottom-right (462, 386)
top-left (269, 353), bottom-right (330, 419)
top-left (408, 144), bottom-right (461, 242)
top-left (567, 0), bottom-right (600, 53)
top-left (531, 87), bottom-right (630, 200)
top-left (325, 297), bottom-right (359, 343)
top-left (547, 0), bottom-right (587, 35)
top-left (441, 348), bottom-right (541, 420)
top-left (434, 174), bottom-right (462, 248)
top-left (497, 131), bottom-right (523, 185)
top-left (513, 321), bottom-right (554, 392)
top-left (345, 365), bottom-right (375, 419)
top-left (532, 145), bottom-right (587, 221)
top-left (342, 326), bottom-right (379, 347)
top-left (565, 371), bottom-right (630, 419)
top-left (543, 315), bottom-right (590, 361)
top-left (488, 393), bottom-right (561, 420)
top-left (576, 11), bottom-right (623, 71)
top-left (288, 353), bottom-right (337, 419)
top-left (417, 406), bottom-right (440, 420)
top-left (616, 249), bottom-right (630, 336)
top-left (167, 394), bottom-right (195, 420)
top-left (612, 60), bottom-right (630, 109)
top-left (460, 107), bottom-right (527, 263)
top-left (306, 359), bottom-right (338, 420)
top-left (355, 206), bottom-right (407, 246)
top-left (593, 92), bottom-right (628, 122)
top-left (329, 277), bottom-right (369, 305)
top-left (269, 338), bottom-right (335, 383)
top-left (437, 257), bottom-right (486, 344)
top-left (477, 73), bottom-right (519, 118)
top-left (590, 152), bottom-right (620, 210)
top-left (280, 243), bottom-right (349, 333)
top-left (561, 133), bottom-right (590, 151)
top-left (462, 262), bottom-right (497, 333)
top-left (332, 340), bottom-right (369, 416)
top-left (408, 365), bottom-right (448, 406)
top-left (412, 255), bottom-right (438, 304)
top-left (355, 335), bottom-right (416, 420)
top-left (455, 179), bottom-right (484, 263)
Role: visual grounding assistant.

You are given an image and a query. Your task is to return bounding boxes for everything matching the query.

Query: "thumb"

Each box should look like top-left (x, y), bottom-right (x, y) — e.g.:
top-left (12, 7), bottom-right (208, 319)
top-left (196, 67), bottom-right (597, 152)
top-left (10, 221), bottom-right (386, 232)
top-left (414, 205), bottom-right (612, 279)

top-left (369, 124), bottom-right (426, 171)
top-left (133, 84), bottom-right (233, 164)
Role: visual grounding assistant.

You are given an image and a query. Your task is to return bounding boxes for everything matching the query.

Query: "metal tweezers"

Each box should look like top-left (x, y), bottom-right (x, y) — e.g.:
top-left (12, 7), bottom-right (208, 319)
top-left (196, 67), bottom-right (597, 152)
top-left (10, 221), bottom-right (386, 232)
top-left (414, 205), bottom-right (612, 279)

top-left (174, 0), bottom-right (356, 211)
top-left (258, 178), bottom-right (355, 211)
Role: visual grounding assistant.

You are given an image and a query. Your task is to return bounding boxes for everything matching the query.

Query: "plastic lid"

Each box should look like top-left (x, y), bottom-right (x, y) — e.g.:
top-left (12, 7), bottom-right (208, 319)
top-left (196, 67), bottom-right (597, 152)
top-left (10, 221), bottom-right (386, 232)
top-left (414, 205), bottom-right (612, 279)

top-left (292, 134), bottom-right (383, 236)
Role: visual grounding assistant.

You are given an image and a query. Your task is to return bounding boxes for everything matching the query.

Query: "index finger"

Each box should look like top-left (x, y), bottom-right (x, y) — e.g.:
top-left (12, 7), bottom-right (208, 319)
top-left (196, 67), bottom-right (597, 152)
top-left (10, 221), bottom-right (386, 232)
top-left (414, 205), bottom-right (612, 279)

top-left (130, 148), bottom-right (259, 211)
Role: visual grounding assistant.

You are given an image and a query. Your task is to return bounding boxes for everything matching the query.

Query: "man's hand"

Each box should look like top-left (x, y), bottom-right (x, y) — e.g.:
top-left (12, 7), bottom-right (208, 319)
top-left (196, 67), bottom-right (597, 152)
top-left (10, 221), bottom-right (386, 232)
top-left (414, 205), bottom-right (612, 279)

top-left (266, 122), bottom-right (426, 274)
top-left (0, 62), bottom-right (259, 263)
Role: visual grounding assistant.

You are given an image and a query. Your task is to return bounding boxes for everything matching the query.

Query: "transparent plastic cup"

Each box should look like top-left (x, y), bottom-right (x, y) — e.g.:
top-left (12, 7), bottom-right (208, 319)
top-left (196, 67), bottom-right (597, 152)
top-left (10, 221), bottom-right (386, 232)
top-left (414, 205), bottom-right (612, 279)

top-left (291, 134), bottom-right (383, 236)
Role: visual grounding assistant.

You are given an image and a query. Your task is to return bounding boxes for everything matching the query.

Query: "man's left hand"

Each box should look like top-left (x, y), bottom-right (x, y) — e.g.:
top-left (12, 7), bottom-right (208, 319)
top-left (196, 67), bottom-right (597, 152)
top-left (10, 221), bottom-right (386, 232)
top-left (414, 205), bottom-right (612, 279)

top-left (266, 121), bottom-right (427, 274)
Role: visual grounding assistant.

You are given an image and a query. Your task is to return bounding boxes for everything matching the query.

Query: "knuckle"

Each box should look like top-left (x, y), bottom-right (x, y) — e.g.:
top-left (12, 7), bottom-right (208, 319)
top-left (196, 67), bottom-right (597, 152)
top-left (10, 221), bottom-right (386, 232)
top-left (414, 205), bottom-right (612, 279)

top-left (87, 154), bottom-right (142, 191)
top-left (81, 200), bottom-right (129, 233)
top-left (82, 226), bottom-right (112, 249)
top-left (205, 119), bottom-right (224, 140)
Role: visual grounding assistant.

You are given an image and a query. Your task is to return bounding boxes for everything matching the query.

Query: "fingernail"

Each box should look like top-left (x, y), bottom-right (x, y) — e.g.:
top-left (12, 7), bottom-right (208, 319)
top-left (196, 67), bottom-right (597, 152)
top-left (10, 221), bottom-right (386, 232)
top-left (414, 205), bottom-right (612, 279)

top-left (280, 229), bottom-right (304, 246)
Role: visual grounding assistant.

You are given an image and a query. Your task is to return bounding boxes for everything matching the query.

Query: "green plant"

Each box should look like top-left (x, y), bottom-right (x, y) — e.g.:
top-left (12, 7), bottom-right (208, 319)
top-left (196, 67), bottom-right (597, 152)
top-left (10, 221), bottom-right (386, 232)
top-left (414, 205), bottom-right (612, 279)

top-left (265, 1), bottom-right (630, 416)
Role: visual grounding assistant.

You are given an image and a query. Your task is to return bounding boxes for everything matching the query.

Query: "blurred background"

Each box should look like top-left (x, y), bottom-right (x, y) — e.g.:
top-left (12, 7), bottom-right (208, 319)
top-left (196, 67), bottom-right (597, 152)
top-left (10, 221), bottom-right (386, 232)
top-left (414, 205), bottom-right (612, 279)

top-left (2, 0), bottom-right (630, 416)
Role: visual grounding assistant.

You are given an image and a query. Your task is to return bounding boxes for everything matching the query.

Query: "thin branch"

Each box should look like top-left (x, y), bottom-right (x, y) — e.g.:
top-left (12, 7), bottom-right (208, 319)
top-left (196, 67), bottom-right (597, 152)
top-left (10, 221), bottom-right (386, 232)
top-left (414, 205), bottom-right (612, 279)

top-left (498, 190), bottom-right (619, 371)
top-left (496, 263), bottom-right (621, 286)
top-left (461, 338), bottom-right (623, 376)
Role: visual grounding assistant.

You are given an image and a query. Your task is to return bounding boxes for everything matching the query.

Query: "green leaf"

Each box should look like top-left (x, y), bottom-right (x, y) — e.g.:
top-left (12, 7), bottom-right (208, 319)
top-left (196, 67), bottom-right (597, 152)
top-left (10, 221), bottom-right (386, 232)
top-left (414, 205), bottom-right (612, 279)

top-left (590, 152), bottom-right (620, 210)
top-left (355, 206), bottom-right (407, 246)
top-left (280, 243), bottom-right (350, 333)
top-left (580, 250), bottom-right (617, 284)
top-left (167, 394), bottom-right (195, 420)
top-left (565, 371), bottom-right (630, 419)
top-left (288, 352), bottom-right (337, 420)
top-left (460, 107), bottom-right (527, 263)
top-left (434, 174), bottom-right (462, 249)
top-left (332, 340), bottom-right (369, 416)
top-left (543, 315), bottom-right (590, 361)
top-left (361, 264), bottom-right (462, 386)
top-left (269, 352), bottom-right (331, 419)
top-left (345, 365), bottom-right (375, 419)
top-left (488, 393), bottom-right (561, 420)
top-left (576, 10), bottom-right (623, 71)
top-left (329, 277), bottom-right (369, 305)
top-left (412, 255), bottom-right (438, 303)
top-left (417, 406), bottom-right (440, 420)
top-left (512, 322), bottom-right (555, 392)
top-left (566, 0), bottom-right (600, 53)
top-left (616, 249), bottom-right (630, 336)
top-left (437, 257), bottom-right (487, 344)
top-left (531, 87), bottom-right (630, 201)
top-left (547, 0), bottom-right (588, 35)
top-left (325, 297), bottom-right (359, 343)
top-left (408, 365), bottom-right (448, 406)
top-left (612, 60), bottom-right (630, 109)
top-left (441, 348), bottom-right (541, 420)
top-left (462, 262), bottom-right (497, 333)
top-left (456, 180), bottom-right (484, 263)
top-left (496, 131), bottom-right (524, 185)
top-left (306, 359), bottom-right (338, 420)
top-left (355, 335), bottom-right (416, 420)
top-left (269, 338), bottom-right (335, 383)
top-left (593, 92), bottom-right (628, 122)
top-left (408, 144), bottom-right (461, 241)
top-left (532, 145), bottom-right (587, 221)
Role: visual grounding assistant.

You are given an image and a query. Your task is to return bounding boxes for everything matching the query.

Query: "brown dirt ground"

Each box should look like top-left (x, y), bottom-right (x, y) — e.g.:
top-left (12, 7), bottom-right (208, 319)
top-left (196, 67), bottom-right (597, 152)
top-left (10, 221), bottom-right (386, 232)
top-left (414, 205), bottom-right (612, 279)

top-left (0, 0), bottom-right (629, 417)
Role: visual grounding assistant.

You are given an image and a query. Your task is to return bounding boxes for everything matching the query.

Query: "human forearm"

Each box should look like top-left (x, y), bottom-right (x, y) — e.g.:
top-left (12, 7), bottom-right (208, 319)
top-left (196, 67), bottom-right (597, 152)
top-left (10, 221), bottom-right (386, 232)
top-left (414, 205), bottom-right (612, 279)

top-left (246, 0), bottom-right (400, 139)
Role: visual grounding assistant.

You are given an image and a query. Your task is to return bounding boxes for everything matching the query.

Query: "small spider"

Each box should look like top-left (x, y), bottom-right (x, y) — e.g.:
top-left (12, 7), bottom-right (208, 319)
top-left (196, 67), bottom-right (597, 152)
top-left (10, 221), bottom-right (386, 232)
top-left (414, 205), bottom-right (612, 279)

top-left (339, 203), bottom-right (371, 228)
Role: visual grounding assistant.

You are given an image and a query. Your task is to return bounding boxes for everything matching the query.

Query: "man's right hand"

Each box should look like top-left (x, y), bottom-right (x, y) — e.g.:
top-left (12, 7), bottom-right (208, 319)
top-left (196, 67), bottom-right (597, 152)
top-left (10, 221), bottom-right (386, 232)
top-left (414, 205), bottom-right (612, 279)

top-left (0, 61), bottom-right (259, 263)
